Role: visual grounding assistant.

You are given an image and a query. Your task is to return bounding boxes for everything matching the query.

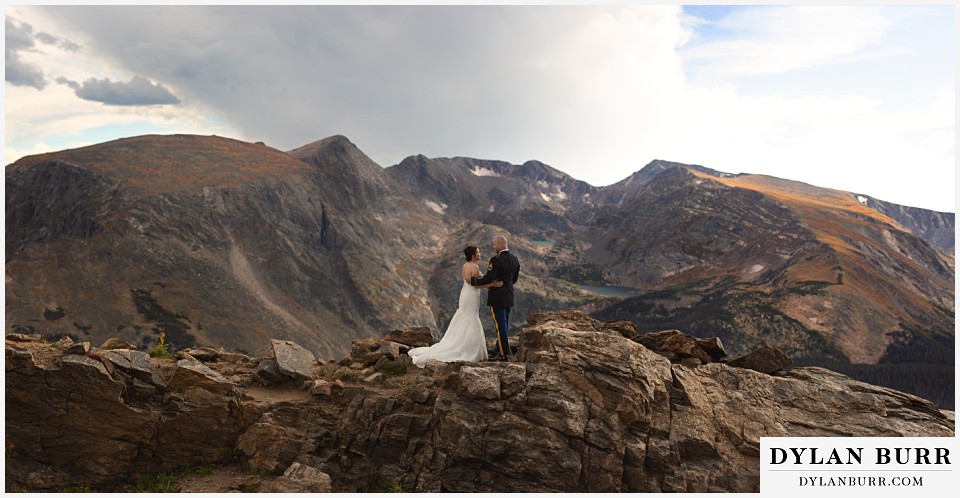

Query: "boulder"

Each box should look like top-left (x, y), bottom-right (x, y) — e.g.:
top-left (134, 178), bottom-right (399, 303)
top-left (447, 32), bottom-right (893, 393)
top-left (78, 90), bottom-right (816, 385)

top-left (180, 347), bottom-right (221, 362)
top-left (99, 349), bottom-right (155, 382)
top-left (99, 338), bottom-right (137, 350)
top-left (54, 336), bottom-right (75, 349)
top-left (384, 327), bottom-right (433, 348)
top-left (63, 341), bottom-right (91, 355)
top-left (168, 359), bottom-right (236, 395)
top-left (727, 345), bottom-right (792, 374)
top-left (176, 351), bottom-right (199, 362)
top-left (603, 319), bottom-right (637, 339)
top-left (308, 379), bottom-right (332, 396)
top-left (634, 329), bottom-right (712, 365)
top-left (254, 359), bottom-right (285, 385)
top-left (351, 337), bottom-right (385, 366)
top-left (261, 462), bottom-right (332, 493)
top-left (696, 337), bottom-right (727, 361)
top-left (271, 339), bottom-right (316, 380)
top-left (380, 340), bottom-right (408, 360)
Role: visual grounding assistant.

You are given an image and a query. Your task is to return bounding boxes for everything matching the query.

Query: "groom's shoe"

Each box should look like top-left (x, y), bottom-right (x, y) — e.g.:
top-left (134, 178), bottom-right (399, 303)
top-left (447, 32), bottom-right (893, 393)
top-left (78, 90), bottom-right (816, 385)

top-left (488, 354), bottom-right (509, 362)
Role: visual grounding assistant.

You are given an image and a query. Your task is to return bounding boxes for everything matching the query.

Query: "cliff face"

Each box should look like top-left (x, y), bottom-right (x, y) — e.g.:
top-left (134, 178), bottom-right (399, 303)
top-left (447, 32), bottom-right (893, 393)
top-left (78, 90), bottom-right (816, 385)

top-left (5, 311), bottom-right (952, 492)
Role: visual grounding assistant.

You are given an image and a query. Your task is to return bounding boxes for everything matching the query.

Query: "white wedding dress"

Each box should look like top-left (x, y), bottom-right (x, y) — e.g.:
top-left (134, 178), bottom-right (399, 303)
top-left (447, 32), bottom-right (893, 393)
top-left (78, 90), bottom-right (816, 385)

top-left (408, 279), bottom-right (488, 367)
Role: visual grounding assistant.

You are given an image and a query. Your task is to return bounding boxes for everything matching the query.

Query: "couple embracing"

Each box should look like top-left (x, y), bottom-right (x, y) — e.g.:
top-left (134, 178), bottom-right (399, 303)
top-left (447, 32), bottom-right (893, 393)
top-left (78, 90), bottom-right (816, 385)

top-left (409, 235), bottom-right (521, 367)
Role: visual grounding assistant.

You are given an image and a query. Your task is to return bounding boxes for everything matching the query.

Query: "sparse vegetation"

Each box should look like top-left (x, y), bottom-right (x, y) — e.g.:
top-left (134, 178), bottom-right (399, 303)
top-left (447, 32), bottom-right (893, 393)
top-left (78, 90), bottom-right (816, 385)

top-left (376, 360), bottom-right (408, 378)
top-left (149, 332), bottom-right (174, 359)
top-left (238, 482), bottom-right (260, 492)
top-left (10, 324), bottom-right (37, 335)
top-left (43, 307), bottom-right (66, 320)
top-left (387, 476), bottom-right (405, 492)
top-left (786, 280), bottom-right (834, 296)
top-left (43, 332), bottom-right (80, 343)
top-left (134, 471), bottom-right (179, 493)
top-left (333, 370), bottom-right (361, 383)
top-left (133, 464), bottom-right (218, 493)
top-left (182, 465), bottom-right (215, 477)
top-left (56, 485), bottom-right (94, 493)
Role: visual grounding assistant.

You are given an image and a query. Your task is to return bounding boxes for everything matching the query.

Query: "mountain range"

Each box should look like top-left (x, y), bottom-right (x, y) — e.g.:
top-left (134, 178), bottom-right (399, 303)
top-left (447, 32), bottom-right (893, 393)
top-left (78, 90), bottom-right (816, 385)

top-left (4, 133), bottom-right (955, 407)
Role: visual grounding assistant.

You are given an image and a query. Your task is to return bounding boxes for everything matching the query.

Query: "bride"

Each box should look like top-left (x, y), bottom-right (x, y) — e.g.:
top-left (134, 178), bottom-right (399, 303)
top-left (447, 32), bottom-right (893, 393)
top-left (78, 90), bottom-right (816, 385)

top-left (408, 246), bottom-right (501, 367)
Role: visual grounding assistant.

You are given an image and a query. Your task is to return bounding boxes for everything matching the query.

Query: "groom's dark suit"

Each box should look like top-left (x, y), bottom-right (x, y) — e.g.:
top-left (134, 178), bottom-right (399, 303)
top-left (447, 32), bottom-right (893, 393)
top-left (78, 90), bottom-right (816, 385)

top-left (473, 249), bottom-right (520, 359)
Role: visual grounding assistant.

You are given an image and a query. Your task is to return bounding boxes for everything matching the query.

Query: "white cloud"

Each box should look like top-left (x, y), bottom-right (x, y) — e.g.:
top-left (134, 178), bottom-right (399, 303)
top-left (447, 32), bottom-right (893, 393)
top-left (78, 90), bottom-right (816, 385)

top-left (646, 85), bottom-right (954, 210)
top-left (682, 6), bottom-right (893, 80)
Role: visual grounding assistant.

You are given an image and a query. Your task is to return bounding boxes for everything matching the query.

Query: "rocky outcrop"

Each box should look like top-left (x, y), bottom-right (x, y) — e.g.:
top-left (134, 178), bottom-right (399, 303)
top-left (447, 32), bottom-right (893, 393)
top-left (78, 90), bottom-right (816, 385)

top-left (5, 312), bottom-right (953, 492)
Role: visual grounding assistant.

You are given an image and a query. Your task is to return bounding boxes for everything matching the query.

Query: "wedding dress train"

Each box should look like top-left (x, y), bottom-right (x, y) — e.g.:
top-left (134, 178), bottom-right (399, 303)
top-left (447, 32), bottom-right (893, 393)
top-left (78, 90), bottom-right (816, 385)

top-left (408, 281), bottom-right (488, 367)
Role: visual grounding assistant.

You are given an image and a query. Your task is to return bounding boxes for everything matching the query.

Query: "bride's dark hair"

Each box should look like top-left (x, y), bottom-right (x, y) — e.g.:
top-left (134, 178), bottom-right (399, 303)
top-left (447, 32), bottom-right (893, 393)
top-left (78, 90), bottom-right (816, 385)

top-left (463, 246), bottom-right (479, 261)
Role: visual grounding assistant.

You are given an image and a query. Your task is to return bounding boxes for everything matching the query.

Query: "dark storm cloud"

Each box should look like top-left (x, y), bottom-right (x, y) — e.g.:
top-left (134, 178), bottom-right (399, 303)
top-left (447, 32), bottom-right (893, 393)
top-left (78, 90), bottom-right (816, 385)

top-left (5, 17), bottom-right (47, 89)
top-left (6, 49), bottom-right (47, 89)
top-left (5, 17), bottom-right (36, 50)
top-left (71, 75), bottom-right (181, 106)
top-left (31, 5), bottom-right (588, 162)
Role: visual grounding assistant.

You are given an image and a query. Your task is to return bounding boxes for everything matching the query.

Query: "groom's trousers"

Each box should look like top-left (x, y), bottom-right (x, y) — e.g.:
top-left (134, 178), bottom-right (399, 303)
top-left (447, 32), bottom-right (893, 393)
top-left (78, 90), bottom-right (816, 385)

top-left (490, 306), bottom-right (511, 357)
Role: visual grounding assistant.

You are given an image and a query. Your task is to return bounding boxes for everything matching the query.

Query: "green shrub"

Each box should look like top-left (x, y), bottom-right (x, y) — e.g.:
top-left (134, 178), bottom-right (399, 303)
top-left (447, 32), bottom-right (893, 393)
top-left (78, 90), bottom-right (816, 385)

top-left (149, 332), bottom-right (174, 359)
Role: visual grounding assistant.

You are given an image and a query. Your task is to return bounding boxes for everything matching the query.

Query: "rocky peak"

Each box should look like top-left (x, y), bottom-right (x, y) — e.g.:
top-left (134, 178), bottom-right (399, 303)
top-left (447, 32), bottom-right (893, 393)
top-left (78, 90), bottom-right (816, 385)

top-left (287, 134), bottom-right (396, 212)
top-left (286, 134), bottom-right (358, 160)
top-left (6, 311), bottom-right (951, 492)
top-left (596, 160), bottom-right (741, 208)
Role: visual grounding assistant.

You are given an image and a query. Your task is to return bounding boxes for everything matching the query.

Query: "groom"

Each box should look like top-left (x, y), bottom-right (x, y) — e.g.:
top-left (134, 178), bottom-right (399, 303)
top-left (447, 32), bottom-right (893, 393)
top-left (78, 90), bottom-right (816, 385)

top-left (472, 235), bottom-right (520, 361)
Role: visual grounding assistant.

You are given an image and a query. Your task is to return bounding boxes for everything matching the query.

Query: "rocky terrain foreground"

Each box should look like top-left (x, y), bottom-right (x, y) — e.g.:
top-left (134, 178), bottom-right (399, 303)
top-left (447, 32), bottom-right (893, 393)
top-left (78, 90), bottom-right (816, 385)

top-left (5, 311), bottom-right (954, 492)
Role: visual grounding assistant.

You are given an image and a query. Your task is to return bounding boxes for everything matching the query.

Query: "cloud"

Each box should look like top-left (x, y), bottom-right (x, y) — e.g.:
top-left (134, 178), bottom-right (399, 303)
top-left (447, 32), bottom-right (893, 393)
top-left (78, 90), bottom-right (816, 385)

top-left (71, 75), bottom-right (181, 106)
top-left (5, 17), bottom-right (48, 89)
top-left (5, 17), bottom-right (36, 50)
top-left (35, 31), bottom-right (80, 51)
top-left (681, 6), bottom-right (892, 80)
top-left (55, 76), bottom-right (80, 90)
top-left (26, 6), bottom-right (687, 151)
top-left (5, 49), bottom-right (48, 89)
top-left (6, 5), bottom-right (954, 211)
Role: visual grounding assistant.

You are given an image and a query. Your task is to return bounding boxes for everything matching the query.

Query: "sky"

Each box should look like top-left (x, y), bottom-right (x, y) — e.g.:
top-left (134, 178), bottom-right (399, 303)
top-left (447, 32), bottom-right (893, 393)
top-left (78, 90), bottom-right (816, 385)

top-left (3, 3), bottom-right (956, 212)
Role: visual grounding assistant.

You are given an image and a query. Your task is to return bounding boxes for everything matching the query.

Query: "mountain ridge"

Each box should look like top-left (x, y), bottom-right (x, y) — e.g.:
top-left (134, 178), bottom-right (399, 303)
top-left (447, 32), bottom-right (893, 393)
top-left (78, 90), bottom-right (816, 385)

top-left (5, 132), bottom-right (954, 408)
